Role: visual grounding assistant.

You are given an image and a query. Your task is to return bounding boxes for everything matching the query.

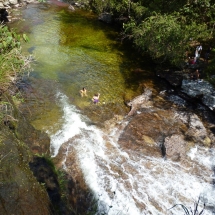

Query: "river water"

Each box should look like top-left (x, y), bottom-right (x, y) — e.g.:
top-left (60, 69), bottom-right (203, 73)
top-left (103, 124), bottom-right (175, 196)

top-left (9, 2), bottom-right (215, 215)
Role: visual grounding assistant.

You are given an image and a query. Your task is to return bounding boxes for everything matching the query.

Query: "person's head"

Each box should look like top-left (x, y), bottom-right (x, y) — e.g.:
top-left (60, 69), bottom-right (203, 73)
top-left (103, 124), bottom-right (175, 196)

top-left (83, 87), bottom-right (86, 90)
top-left (95, 93), bottom-right (98, 96)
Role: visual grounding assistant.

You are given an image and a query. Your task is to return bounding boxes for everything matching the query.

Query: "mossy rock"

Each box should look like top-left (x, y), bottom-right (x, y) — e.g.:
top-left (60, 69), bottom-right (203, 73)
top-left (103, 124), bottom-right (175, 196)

top-left (0, 126), bottom-right (51, 215)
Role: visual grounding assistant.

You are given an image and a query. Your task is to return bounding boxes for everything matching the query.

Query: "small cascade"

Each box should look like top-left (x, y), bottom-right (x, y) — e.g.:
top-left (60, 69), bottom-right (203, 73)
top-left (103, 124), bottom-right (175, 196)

top-left (49, 92), bottom-right (215, 215)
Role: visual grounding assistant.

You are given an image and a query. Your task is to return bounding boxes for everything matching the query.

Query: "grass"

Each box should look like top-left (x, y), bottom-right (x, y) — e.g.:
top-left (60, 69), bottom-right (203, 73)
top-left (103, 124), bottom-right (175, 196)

top-left (0, 24), bottom-right (32, 125)
top-left (168, 196), bottom-right (205, 215)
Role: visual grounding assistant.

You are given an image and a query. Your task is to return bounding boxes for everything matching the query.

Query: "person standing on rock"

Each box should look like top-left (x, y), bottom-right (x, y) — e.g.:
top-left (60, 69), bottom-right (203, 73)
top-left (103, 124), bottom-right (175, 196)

top-left (196, 44), bottom-right (202, 57)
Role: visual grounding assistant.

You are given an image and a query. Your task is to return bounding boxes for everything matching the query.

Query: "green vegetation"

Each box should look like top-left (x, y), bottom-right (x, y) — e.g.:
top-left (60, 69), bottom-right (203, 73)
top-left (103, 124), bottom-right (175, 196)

top-left (0, 24), bottom-right (31, 125)
top-left (76, 0), bottom-right (215, 69)
top-left (0, 25), bottom-right (31, 93)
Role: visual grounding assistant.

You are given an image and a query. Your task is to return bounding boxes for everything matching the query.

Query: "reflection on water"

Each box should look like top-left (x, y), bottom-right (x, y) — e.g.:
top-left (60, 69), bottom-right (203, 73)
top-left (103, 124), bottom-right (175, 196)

top-left (9, 2), bottom-right (215, 215)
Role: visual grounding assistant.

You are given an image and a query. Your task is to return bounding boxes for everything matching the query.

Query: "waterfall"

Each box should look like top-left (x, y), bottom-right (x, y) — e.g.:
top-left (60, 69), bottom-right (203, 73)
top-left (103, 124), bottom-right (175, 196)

top-left (49, 92), bottom-right (215, 215)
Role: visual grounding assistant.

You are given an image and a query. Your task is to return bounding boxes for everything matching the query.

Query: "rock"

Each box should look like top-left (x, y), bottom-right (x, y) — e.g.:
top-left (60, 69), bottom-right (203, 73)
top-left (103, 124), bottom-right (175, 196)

top-left (8, 0), bottom-right (18, 5)
top-left (127, 88), bottom-right (152, 116)
top-left (29, 156), bottom-right (61, 206)
top-left (164, 134), bottom-right (191, 161)
top-left (156, 69), bottom-right (185, 87)
top-left (118, 110), bottom-right (180, 158)
top-left (15, 117), bottom-right (51, 154)
top-left (98, 12), bottom-right (113, 24)
top-left (185, 114), bottom-right (211, 146)
top-left (181, 79), bottom-right (215, 111)
top-left (0, 126), bottom-right (50, 215)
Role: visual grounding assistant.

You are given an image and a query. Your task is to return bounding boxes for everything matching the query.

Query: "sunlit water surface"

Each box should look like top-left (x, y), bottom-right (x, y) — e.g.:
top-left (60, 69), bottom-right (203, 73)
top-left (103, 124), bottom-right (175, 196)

top-left (9, 2), bottom-right (215, 215)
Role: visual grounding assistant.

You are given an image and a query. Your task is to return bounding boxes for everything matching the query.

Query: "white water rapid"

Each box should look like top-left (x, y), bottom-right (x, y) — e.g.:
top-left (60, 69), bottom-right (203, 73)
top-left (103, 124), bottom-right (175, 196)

top-left (49, 92), bottom-right (215, 215)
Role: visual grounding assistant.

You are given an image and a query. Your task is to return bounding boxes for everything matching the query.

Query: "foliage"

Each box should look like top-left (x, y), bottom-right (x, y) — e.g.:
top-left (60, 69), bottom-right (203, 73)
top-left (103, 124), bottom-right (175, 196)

top-left (124, 13), bottom-right (210, 67)
top-left (74, 0), bottom-right (215, 67)
top-left (0, 25), bottom-right (31, 93)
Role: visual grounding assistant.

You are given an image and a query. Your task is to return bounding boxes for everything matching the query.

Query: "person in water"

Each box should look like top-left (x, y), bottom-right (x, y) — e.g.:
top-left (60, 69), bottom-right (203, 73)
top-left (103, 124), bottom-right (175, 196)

top-left (80, 87), bottom-right (87, 97)
top-left (92, 93), bottom-right (100, 104)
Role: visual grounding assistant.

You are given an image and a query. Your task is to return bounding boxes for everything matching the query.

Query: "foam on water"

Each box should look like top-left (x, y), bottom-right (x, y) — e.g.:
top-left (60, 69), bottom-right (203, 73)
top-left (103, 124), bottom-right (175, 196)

top-left (50, 92), bottom-right (215, 215)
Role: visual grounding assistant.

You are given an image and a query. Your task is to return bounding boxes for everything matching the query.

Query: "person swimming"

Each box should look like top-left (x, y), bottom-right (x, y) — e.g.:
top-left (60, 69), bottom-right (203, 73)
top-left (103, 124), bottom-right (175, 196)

top-left (80, 87), bottom-right (87, 97)
top-left (92, 93), bottom-right (100, 104)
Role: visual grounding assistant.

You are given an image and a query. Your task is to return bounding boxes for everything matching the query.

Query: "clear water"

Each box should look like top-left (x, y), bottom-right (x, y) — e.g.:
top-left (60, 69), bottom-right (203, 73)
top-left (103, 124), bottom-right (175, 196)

top-left (9, 2), bottom-right (215, 215)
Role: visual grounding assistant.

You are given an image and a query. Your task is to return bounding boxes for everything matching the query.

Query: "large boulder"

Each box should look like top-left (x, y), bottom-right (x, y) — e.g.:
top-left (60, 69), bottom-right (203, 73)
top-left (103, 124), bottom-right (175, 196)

top-left (118, 109), bottom-right (186, 158)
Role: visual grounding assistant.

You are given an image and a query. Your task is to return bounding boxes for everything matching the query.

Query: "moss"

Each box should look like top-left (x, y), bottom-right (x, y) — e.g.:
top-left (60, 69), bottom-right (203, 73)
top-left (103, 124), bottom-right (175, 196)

top-left (0, 126), bottom-right (51, 215)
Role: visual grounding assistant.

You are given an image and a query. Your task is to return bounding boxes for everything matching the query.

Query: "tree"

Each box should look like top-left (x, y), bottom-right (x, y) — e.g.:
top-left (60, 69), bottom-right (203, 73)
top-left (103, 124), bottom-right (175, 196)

top-left (124, 12), bottom-right (211, 67)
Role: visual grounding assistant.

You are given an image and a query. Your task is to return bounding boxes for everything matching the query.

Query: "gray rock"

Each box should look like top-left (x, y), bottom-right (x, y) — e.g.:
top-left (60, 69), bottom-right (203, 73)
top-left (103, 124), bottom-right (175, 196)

top-left (98, 12), bottom-right (113, 24)
top-left (181, 79), bottom-right (215, 111)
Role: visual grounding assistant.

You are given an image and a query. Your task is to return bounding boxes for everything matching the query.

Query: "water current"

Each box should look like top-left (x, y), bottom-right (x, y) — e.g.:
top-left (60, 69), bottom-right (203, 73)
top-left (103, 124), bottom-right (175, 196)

top-left (9, 2), bottom-right (215, 215)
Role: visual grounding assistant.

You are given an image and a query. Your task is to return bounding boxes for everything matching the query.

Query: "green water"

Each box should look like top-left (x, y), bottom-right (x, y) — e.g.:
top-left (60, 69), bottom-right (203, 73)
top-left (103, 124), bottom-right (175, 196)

top-left (9, 3), bottom-right (156, 131)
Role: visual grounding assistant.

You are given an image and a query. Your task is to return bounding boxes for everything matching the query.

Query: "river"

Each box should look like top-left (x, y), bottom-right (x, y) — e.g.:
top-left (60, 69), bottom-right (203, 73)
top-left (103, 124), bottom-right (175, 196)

top-left (9, 1), bottom-right (215, 215)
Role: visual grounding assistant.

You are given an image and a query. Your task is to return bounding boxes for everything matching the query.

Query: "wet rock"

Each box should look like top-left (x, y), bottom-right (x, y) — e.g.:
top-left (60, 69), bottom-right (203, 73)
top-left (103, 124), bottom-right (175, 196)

top-left (156, 69), bottom-right (185, 87)
top-left (181, 80), bottom-right (215, 111)
top-left (29, 156), bottom-right (61, 208)
top-left (1, 92), bottom-right (50, 154)
top-left (15, 117), bottom-right (50, 154)
top-left (118, 110), bottom-right (181, 158)
top-left (103, 114), bottom-right (125, 133)
top-left (185, 113), bottom-right (211, 146)
top-left (0, 126), bottom-right (50, 215)
top-left (127, 88), bottom-right (152, 116)
top-left (98, 12), bottom-right (113, 24)
top-left (164, 134), bottom-right (191, 161)
top-left (54, 137), bottom-right (96, 215)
